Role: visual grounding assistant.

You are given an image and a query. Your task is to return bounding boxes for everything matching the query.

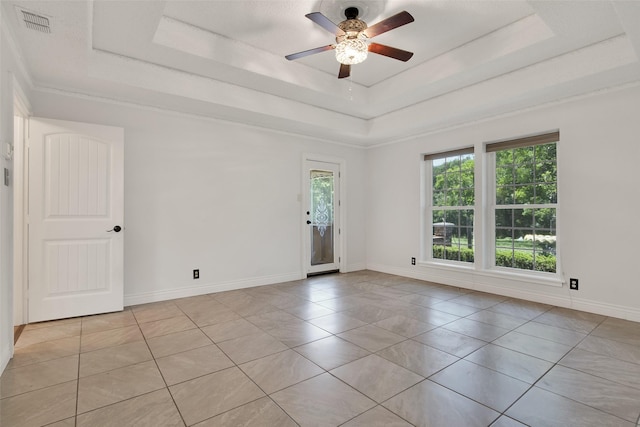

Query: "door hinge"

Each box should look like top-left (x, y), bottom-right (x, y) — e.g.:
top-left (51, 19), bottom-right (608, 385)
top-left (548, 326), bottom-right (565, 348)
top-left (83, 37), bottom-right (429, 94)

top-left (339, 257), bottom-right (341, 263)
top-left (338, 200), bottom-right (341, 206)
top-left (339, 228), bottom-right (341, 235)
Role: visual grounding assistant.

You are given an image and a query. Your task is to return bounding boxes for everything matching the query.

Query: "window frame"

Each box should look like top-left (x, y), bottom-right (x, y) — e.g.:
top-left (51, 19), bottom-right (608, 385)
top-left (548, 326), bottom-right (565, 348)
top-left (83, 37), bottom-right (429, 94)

top-left (420, 131), bottom-right (562, 286)
top-left (423, 148), bottom-right (476, 266)
top-left (486, 132), bottom-right (560, 277)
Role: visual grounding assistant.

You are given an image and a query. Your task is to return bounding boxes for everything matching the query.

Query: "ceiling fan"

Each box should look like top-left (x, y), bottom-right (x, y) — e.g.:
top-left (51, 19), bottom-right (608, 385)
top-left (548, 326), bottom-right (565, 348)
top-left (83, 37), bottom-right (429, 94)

top-left (285, 7), bottom-right (414, 79)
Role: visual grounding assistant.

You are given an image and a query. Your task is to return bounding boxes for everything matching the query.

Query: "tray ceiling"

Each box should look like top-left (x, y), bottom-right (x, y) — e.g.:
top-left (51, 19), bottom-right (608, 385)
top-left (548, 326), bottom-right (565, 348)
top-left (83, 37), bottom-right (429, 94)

top-left (4, 0), bottom-right (640, 146)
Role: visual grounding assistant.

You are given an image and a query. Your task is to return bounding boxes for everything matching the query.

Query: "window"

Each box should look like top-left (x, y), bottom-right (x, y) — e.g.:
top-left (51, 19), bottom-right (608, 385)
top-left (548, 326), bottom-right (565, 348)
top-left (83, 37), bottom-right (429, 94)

top-left (426, 149), bottom-right (474, 263)
top-left (488, 132), bottom-right (558, 273)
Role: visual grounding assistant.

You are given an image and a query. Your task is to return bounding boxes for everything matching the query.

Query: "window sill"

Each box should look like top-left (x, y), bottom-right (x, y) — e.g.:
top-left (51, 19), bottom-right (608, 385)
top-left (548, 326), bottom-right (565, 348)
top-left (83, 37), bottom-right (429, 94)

top-left (418, 260), bottom-right (476, 273)
top-left (418, 261), bottom-right (564, 288)
top-left (475, 268), bottom-right (563, 288)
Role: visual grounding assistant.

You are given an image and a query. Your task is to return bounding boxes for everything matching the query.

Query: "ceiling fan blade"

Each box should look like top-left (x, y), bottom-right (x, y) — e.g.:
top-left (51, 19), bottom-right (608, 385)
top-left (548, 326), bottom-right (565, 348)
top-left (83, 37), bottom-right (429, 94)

top-left (363, 11), bottom-right (414, 38)
top-left (368, 42), bottom-right (414, 62)
top-left (306, 12), bottom-right (345, 36)
top-left (338, 63), bottom-right (351, 79)
top-left (285, 45), bottom-right (334, 61)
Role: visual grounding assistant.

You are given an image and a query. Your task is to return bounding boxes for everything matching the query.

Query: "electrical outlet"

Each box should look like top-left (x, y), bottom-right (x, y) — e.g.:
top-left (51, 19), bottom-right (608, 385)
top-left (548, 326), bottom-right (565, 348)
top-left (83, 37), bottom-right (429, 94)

top-left (569, 278), bottom-right (578, 290)
top-left (193, 269), bottom-right (199, 279)
top-left (411, 257), bottom-right (416, 265)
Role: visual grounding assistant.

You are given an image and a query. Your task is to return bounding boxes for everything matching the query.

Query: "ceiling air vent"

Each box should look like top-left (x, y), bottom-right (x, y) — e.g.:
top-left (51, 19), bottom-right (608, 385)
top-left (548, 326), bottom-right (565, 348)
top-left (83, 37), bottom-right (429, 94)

top-left (19, 9), bottom-right (51, 33)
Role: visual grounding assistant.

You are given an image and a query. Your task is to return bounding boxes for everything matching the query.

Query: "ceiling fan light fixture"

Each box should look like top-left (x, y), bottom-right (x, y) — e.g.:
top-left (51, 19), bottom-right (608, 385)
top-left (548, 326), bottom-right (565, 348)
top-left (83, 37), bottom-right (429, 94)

top-left (335, 38), bottom-right (368, 65)
top-left (287, 9), bottom-right (414, 78)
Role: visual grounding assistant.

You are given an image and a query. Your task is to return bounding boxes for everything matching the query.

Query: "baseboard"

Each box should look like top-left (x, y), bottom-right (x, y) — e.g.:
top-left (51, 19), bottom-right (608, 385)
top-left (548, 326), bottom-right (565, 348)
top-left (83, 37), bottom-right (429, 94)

top-left (0, 345), bottom-right (11, 376)
top-left (366, 262), bottom-right (640, 322)
top-left (343, 262), bottom-right (366, 273)
top-left (367, 263), bottom-right (477, 289)
top-left (124, 271), bottom-right (302, 307)
top-left (569, 297), bottom-right (640, 323)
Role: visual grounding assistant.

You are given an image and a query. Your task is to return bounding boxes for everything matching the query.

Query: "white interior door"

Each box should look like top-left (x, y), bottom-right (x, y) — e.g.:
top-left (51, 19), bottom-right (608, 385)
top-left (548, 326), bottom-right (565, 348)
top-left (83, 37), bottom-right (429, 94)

top-left (304, 160), bottom-right (341, 275)
top-left (28, 118), bottom-right (124, 322)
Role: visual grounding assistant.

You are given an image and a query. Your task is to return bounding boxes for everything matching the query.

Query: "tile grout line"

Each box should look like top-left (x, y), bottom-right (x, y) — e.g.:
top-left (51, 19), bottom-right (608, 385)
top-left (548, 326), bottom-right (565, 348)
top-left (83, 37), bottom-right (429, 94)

top-left (493, 311), bottom-right (637, 425)
top-left (195, 294), bottom-right (413, 425)
top-left (74, 317), bottom-right (83, 426)
top-left (312, 277), bottom-right (632, 426)
top-left (133, 308), bottom-right (190, 427)
top-left (287, 304), bottom-right (454, 425)
top-left (6, 272), bottom-right (640, 426)
top-left (126, 297), bottom-right (637, 424)
top-left (413, 333), bottom-right (537, 425)
top-left (384, 302), bottom-right (619, 425)
top-left (174, 298), bottom-right (301, 426)
top-left (211, 303), bottom-right (319, 427)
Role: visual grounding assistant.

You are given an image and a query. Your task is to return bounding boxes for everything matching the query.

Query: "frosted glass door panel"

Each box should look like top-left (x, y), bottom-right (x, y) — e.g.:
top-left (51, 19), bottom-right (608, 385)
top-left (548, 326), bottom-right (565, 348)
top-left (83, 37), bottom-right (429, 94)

top-left (310, 170), bottom-right (335, 266)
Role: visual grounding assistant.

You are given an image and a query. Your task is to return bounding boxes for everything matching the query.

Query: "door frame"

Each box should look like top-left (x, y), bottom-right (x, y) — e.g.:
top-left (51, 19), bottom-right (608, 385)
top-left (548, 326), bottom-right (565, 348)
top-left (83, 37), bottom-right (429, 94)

top-left (13, 78), bottom-right (31, 326)
top-left (301, 154), bottom-right (346, 277)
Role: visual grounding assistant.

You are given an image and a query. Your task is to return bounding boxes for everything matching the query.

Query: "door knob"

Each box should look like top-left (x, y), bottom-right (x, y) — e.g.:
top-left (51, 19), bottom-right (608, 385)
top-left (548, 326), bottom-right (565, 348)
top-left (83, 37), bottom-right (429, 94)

top-left (306, 220), bottom-right (311, 224)
top-left (107, 225), bottom-right (122, 232)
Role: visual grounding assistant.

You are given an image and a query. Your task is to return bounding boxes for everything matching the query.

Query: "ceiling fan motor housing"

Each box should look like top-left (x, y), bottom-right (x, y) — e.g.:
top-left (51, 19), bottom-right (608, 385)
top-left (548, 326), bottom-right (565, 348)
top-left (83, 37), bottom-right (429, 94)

top-left (336, 21), bottom-right (367, 42)
top-left (336, 11), bottom-right (367, 44)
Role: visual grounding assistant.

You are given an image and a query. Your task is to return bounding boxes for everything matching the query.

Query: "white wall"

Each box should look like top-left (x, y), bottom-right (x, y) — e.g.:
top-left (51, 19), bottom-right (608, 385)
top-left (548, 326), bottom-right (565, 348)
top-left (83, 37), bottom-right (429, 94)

top-left (0, 3), bottom-right (11, 374)
top-left (0, 5), bottom-right (31, 372)
top-left (366, 84), bottom-right (640, 321)
top-left (0, 6), bottom-right (17, 374)
top-left (31, 90), bottom-right (367, 306)
top-left (25, 83), bottom-right (640, 326)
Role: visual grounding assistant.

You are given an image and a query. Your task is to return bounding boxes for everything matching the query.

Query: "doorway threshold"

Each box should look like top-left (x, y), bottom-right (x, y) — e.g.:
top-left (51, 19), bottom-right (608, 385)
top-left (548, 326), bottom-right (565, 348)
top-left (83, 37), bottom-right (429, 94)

top-left (307, 269), bottom-right (339, 278)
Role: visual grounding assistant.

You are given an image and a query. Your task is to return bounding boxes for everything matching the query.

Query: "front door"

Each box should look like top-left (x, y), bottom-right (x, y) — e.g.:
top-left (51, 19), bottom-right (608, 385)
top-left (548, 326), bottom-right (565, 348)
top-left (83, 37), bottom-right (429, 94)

top-left (28, 118), bottom-right (124, 322)
top-left (305, 160), bottom-right (340, 275)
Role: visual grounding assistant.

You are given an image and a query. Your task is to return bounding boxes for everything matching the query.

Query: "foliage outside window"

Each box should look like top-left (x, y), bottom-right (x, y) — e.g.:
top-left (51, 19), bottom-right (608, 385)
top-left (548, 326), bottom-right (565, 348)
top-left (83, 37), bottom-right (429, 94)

top-left (493, 139), bottom-right (557, 273)
top-left (429, 151), bottom-right (474, 263)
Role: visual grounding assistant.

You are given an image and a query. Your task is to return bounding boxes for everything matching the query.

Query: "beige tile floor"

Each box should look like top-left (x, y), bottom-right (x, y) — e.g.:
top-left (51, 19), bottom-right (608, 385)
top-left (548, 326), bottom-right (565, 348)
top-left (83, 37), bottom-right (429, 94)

top-left (2, 270), bottom-right (640, 427)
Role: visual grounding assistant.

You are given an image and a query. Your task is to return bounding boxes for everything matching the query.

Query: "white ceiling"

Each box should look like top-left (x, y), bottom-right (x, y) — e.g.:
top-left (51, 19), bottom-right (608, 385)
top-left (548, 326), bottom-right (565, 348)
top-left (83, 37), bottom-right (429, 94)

top-left (4, 0), bottom-right (640, 146)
